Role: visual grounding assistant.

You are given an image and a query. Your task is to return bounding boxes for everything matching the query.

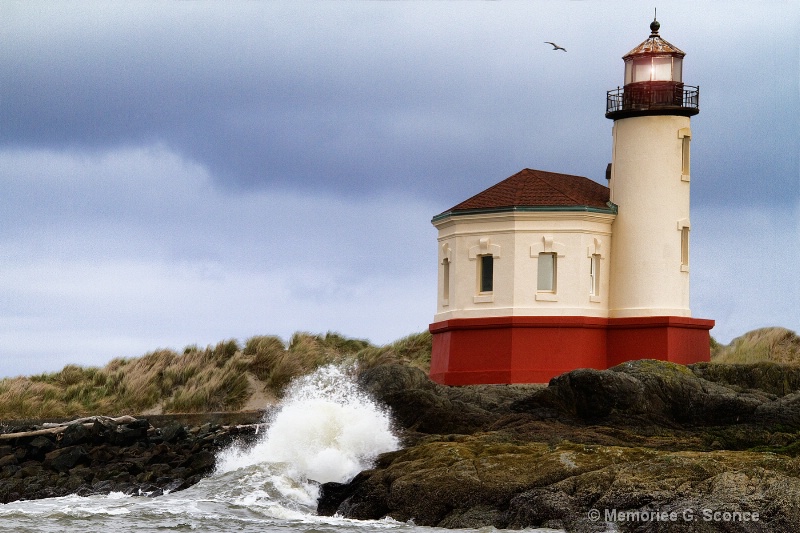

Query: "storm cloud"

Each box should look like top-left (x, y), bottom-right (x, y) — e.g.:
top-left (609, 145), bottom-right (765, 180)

top-left (1, 1), bottom-right (797, 376)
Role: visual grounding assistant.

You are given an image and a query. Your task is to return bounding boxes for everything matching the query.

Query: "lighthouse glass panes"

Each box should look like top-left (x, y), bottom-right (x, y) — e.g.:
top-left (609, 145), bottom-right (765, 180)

top-left (624, 56), bottom-right (682, 84)
top-left (673, 57), bottom-right (683, 81)
top-left (479, 255), bottom-right (493, 293)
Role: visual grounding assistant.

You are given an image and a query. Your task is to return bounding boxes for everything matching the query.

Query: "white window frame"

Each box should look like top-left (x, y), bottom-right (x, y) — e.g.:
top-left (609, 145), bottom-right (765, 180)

top-left (587, 238), bottom-right (605, 303)
top-left (679, 128), bottom-right (691, 182)
top-left (537, 252), bottom-right (557, 292)
top-left (677, 219), bottom-right (690, 272)
top-left (478, 254), bottom-right (494, 294)
top-left (590, 254), bottom-right (600, 297)
top-left (440, 243), bottom-right (452, 306)
top-left (469, 237), bottom-right (501, 303)
top-left (531, 236), bottom-right (566, 302)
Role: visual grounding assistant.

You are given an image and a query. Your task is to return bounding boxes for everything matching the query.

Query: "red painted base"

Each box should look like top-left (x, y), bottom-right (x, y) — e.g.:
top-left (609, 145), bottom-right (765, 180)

top-left (429, 315), bottom-right (714, 385)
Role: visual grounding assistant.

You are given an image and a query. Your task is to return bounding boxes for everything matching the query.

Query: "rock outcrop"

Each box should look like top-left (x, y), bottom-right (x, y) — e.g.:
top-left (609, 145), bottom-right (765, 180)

top-left (0, 414), bottom-right (261, 503)
top-left (319, 361), bottom-right (800, 532)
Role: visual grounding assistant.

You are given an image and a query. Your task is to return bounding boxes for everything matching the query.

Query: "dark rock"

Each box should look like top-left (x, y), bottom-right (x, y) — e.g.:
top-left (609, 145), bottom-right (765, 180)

top-left (357, 364), bottom-right (518, 434)
top-left (503, 487), bottom-right (574, 527)
top-left (157, 477), bottom-right (186, 493)
top-left (317, 480), bottom-right (360, 517)
top-left (0, 415), bottom-right (243, 503)
top-left (60, 423), bottom-right (92, 447)
top-left (91, 418), bottom-right (117, 441)
top-left (45, 446), bottom-right (89, 473)
top-left (182, 450), bottom-right (215, 473)
top-left (438, 505), bottom-right (503, 529)
top-left (91, 479), bottom-right (117, 493)
top-left (690, 362), bottom-right (800, 397)
top-left (28, 436), bottom-right (56, 458)
top-left (111, 420), bottom-right (150, 445)
top-left (509, 360), bottom-right (784, 429)
top-left (158, 421), bottom-right (187, 443)
top-left (319, 470), bottom-right (390, 520)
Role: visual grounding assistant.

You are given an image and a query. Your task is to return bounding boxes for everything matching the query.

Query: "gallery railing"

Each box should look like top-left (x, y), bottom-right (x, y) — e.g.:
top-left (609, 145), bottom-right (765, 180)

top-left (606, 84), bottom-right (699, 118)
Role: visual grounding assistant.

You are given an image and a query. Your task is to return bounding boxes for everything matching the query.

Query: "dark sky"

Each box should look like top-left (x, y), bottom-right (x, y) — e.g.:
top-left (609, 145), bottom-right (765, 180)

top-left (1, 1), bottom-right (798, 377)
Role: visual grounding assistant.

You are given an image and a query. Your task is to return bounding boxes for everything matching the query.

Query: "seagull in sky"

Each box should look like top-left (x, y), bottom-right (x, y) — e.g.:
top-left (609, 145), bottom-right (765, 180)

top-left (545, 41), bottom-right (567, 52)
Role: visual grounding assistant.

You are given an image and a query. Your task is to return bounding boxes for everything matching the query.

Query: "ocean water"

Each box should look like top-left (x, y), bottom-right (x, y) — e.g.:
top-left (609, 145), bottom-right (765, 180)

top-left (0, 365), bottom-right (563, 533)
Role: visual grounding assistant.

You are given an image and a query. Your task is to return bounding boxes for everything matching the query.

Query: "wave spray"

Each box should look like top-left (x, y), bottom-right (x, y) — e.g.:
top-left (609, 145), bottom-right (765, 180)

top-left (215, 364), bottom-right (399, 511)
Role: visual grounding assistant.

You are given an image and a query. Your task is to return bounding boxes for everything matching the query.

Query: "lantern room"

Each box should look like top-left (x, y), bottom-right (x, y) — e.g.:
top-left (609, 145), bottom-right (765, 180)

top-left (623, 19), bottom-right (683, 84)
top-left (606, 17), bottom-right (699, 119)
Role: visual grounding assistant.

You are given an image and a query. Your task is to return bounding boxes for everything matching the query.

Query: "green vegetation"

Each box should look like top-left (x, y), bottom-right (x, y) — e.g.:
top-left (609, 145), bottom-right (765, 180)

top-left (0, 331), bottom-right (432, 420)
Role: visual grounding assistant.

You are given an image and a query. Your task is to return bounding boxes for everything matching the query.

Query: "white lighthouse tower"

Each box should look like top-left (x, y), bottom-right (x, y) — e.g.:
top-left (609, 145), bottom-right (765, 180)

top-left (606, 16), bottom-right (698, 319)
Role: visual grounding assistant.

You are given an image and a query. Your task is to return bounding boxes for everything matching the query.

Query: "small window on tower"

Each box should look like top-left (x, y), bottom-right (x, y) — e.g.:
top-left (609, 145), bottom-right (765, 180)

top-left (681, 227), bottom-right (690, 270)
top-left (479, 254), bottom-right (493, 293)
top-left (679, 128), bottom-right (691, 181)
top-left (537, 253), bottom-right (556, 292)
top-left (681, 136), bottom-right (691, 177)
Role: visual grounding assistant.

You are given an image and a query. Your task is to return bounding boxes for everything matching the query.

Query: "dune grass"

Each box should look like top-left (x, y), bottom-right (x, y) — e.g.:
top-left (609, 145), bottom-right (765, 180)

top-left (0, 331), bottom-right (431, 420)
top-left (711, 327), bottom-right (800, 364)
top-left (4, 325), bottom-right (794, 421)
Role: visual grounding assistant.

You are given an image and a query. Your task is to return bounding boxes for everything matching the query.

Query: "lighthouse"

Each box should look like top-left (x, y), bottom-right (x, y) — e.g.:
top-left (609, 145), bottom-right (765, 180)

top-left (606, 16), bottom-right (697, 319)
top-left (427, 18), bottom-right (714, 385)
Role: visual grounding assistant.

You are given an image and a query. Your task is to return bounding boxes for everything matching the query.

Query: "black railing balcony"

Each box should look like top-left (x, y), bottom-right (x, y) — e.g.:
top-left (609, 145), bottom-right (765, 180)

top-left (606, 83), bottom-right (699, 119)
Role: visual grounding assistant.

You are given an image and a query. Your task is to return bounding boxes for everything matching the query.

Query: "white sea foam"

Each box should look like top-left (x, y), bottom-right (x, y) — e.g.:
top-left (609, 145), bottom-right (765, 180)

top-left (215, 364), bottom-right (399, 507)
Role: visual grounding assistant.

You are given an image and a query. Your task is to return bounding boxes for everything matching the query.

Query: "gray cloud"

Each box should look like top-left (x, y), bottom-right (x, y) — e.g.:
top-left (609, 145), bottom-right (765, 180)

top-left (0, 2), bottom-right (798, 376)
top-left (4, 2), bottom-right (795, 206)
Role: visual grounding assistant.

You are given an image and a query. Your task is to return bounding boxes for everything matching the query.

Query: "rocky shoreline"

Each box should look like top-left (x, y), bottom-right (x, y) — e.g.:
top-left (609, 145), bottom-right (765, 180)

top-left (0, 412), bottom-right (264, 503)
top-left (5, 360), bottom-right (800, 532)
top-left (318, 361), bottom-right (800, 532)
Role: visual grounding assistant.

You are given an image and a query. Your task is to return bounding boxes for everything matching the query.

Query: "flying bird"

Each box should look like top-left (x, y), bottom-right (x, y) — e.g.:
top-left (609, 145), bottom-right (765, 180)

top-left (545, 42), bottom-right (567, 52)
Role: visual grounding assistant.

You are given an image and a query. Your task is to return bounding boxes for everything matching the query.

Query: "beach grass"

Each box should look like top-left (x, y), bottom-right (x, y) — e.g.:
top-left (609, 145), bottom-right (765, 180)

top-left (711, 327), bottom-right (800, 364)
top-left (0, 331), bottom-right (432, 420)
top-left (2, 326), bottom-right (796, 421)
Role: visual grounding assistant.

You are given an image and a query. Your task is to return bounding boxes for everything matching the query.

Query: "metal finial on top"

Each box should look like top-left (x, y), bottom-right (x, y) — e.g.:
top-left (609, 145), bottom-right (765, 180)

top-left (650, 8), bottom-right (660, 34)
